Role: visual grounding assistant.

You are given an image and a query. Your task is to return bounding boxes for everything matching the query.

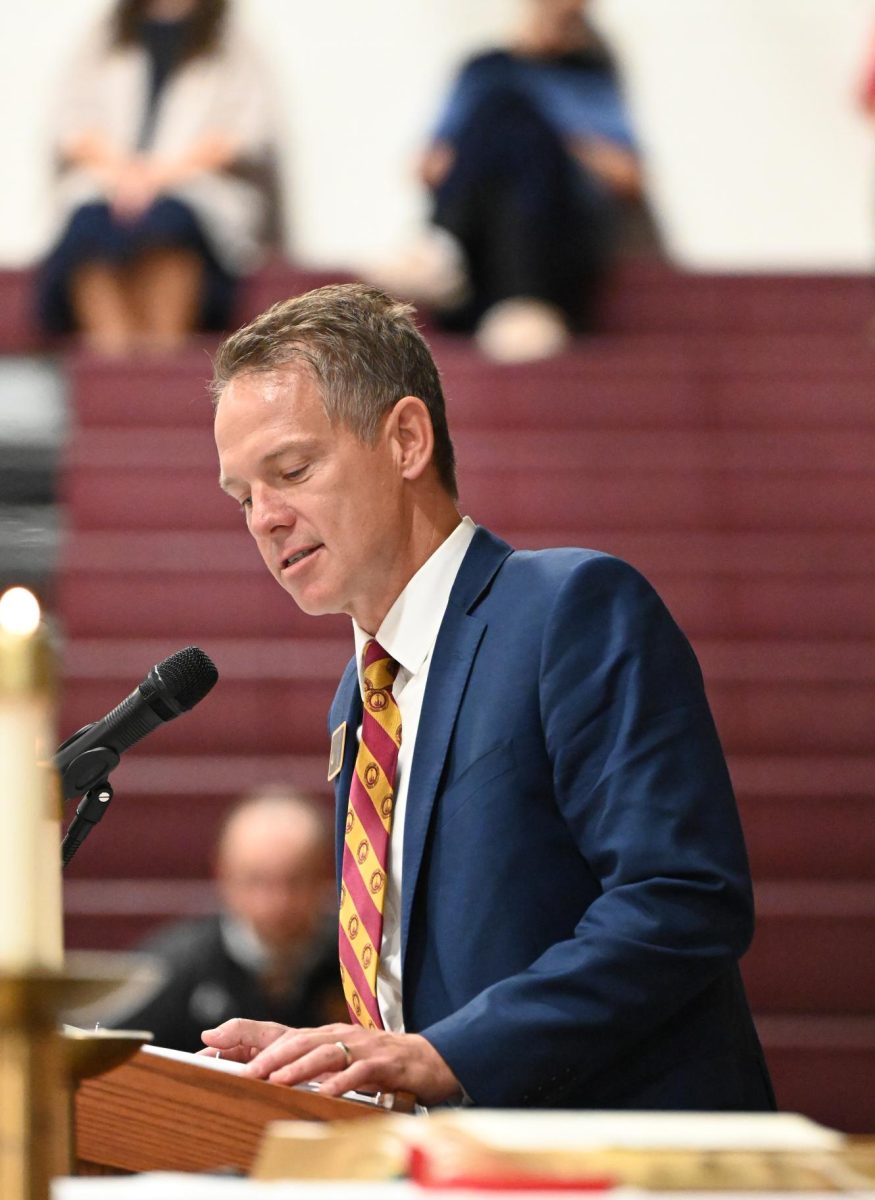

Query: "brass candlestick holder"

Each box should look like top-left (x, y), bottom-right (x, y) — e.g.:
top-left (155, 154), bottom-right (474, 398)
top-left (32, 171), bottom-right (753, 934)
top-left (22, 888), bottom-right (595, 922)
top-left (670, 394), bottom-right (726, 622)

top-left (0, 956), bottom-right (157, 1200)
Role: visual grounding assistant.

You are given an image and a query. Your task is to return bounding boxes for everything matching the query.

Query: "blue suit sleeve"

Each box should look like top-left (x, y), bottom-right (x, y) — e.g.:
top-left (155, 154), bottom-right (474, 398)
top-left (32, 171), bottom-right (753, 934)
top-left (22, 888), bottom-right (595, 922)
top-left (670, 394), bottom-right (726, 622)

top-left (422, 555), bottom-right (754, 1105)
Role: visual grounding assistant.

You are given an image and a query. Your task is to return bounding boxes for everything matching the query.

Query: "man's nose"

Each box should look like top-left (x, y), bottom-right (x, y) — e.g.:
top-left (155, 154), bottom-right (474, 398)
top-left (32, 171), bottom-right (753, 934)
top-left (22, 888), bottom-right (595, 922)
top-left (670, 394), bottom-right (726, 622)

top-left (248, 485), bottom-right (292, 536)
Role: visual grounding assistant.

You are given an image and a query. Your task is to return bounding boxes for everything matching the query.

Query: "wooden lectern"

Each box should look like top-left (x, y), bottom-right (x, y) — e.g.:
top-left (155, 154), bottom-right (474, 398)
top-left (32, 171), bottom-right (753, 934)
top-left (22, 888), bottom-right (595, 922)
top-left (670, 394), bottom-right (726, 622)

top-left (75, 1048), bottom-right (390, 1176)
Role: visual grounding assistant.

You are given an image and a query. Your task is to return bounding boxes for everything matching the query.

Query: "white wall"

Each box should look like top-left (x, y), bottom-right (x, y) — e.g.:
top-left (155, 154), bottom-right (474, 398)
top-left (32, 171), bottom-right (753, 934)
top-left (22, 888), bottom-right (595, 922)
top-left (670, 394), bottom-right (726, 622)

top-left (2, 0), bottom-right (875, 272)
top-left (597, 0), bottom-right (875, 270)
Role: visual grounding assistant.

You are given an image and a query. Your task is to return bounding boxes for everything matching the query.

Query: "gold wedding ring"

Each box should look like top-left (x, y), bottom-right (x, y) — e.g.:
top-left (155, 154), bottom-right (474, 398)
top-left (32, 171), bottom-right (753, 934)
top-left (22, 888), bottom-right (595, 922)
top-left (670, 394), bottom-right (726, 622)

top-left (335, 1039), bottom-right (353, 1068)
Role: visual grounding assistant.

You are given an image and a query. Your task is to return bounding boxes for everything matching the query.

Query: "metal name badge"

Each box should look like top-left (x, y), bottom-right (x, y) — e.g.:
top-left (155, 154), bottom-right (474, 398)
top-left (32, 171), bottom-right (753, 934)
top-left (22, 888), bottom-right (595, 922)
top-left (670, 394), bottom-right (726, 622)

top-left (327, 721), bottom-right (347, 781)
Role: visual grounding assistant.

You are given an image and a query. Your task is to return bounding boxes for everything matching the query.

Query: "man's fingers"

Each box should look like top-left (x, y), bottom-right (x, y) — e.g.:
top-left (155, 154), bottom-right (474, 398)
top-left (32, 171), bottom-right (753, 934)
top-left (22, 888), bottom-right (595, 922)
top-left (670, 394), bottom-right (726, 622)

top-left (264, 1037), bottom-right (397, 1096)
top-left (261, 1040), bottom-right (349, 1087)
top-left (246, 1025), bottom-right (365, 1079)
top-left (201, 1018), bottom-right (290, 1051)
top-left (246, 1028), bottom-right (331, 1078)
top-left (314, 1058), bottom-right (380, 1097)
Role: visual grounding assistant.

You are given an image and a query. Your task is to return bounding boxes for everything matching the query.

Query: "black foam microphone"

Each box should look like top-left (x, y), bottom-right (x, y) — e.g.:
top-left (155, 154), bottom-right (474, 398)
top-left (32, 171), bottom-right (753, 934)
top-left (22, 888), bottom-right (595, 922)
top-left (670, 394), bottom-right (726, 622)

top-left (55, 646), bottom-right (219, 801)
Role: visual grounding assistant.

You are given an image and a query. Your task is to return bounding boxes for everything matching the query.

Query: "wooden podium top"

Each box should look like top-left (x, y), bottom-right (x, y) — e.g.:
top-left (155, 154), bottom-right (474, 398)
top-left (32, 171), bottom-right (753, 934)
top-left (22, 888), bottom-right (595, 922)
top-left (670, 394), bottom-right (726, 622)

top-left (75, 1046), bottom-right (390, 1176)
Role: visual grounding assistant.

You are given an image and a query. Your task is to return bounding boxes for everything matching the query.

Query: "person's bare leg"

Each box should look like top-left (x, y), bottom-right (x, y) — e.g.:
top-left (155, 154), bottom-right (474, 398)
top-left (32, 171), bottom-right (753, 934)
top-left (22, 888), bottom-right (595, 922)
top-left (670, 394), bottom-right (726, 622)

top-left (128, 247), bottom-right (203, 351)
top-left (69, 262), bottom-right (136, 354)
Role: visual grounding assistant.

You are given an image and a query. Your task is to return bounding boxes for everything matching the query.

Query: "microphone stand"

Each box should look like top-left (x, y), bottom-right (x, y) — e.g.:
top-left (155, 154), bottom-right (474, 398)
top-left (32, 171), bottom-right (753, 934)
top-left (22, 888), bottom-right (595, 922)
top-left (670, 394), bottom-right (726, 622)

top-left (57, 736), bottom-right (122, 868)
top-left (61, 780), bottom-right (114, 867)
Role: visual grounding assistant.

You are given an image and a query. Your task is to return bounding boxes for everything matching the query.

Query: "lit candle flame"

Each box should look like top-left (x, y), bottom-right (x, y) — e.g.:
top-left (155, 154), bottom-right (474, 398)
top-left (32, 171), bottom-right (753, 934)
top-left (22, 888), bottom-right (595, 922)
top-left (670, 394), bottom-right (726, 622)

top-left (0, 587), bottom-right (41, 637)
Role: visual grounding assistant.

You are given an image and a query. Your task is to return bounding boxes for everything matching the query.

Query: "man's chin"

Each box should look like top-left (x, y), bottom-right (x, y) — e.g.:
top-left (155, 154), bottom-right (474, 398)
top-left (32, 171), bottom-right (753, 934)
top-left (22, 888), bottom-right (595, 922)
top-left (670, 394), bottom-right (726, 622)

top-left (278, 578), bottom-right (342, 619)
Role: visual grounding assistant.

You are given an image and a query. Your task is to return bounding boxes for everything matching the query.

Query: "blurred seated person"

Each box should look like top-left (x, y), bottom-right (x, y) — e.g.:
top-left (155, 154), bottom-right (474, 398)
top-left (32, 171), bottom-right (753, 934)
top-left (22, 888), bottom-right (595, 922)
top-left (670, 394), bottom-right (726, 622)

top-left (373, 0), bottom-right (641, 362)
top-left (108, 787), bottom-right (346, 1051)
top-left (37, 0), bottom-right (281, 354)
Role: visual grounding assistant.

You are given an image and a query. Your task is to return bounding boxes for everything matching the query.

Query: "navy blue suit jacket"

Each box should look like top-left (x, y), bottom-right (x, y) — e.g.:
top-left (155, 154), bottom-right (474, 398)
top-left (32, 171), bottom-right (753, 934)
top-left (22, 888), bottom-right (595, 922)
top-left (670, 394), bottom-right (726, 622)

top-left (329, 527), bottom-right (774, 1109)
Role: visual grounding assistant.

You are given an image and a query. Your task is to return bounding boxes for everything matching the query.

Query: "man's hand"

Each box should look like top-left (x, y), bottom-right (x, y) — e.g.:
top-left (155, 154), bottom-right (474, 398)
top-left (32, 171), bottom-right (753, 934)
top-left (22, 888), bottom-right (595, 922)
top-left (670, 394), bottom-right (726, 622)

top-left (201, 1019), bottom-right (461, 1106)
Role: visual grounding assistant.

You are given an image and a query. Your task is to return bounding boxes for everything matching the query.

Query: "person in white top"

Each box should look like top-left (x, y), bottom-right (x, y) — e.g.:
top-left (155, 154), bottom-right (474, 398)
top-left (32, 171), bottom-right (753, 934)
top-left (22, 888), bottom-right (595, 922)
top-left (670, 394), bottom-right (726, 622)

top-left (38, 0), bottom-right (279, 353)
top-left (206, 284), bottom-right (773, 1112)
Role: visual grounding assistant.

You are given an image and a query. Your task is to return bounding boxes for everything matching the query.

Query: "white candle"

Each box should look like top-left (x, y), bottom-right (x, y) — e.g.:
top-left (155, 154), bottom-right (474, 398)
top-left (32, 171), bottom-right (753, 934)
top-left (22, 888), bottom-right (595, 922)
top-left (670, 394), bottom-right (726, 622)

top-left (0, 587), bottom-right (64, 971)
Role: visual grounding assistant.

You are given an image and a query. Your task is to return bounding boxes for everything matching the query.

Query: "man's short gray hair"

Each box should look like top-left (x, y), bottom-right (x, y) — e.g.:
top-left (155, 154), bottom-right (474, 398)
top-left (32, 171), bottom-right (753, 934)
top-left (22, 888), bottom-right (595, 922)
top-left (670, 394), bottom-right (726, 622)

top-left (210, 283), bottom-right (457, 498)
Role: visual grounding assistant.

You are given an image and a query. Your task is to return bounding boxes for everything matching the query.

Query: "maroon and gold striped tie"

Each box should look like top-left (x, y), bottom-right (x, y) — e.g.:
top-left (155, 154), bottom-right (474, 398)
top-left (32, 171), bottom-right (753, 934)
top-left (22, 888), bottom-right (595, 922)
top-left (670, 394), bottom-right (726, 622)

top-left (338, 638), bottom-right (401, 1029)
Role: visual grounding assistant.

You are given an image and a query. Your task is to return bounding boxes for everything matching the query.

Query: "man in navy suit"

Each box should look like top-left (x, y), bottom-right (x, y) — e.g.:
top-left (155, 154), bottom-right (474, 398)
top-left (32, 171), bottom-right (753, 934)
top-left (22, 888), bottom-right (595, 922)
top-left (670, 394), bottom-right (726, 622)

top-left (207, 283), bottom-right (774, 1110)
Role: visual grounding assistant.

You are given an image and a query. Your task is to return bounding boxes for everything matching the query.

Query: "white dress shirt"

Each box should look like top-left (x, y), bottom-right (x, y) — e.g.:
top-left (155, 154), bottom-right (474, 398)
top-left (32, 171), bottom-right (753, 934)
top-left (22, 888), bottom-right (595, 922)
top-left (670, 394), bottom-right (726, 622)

top-left (351, 515), bottom-right (477, 1031)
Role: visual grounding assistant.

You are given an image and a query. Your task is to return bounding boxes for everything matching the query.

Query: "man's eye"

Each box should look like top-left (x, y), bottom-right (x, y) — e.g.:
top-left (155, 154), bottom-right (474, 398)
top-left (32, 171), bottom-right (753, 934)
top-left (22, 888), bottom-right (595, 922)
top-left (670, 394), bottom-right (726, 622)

top-left (240, 496), bottom-right (252, 512)
top-left (283, 467), bottom-right (306, 481)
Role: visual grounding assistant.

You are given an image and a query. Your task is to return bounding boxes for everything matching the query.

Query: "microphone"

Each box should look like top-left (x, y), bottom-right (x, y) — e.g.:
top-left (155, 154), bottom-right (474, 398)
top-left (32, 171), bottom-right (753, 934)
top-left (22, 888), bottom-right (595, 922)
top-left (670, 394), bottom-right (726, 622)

top-left (55, 645), bottom-right (218, 801)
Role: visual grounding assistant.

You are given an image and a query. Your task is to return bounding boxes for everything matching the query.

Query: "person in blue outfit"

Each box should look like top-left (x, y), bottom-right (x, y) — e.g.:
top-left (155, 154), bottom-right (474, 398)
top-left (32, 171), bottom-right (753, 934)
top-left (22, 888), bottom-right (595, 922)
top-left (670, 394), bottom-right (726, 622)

top-left (38, 0), bottom-right (280, 353)
top-left (205, 283), bottom-right (775, 1110)
top-left (373, 0), bottom-right (642, 362)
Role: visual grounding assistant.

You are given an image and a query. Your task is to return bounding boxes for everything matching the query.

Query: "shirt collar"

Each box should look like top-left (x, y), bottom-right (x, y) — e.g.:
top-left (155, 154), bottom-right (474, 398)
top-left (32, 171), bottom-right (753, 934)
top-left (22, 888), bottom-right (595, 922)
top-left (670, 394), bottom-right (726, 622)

top-left (352, 515), bottom-right (477, 690)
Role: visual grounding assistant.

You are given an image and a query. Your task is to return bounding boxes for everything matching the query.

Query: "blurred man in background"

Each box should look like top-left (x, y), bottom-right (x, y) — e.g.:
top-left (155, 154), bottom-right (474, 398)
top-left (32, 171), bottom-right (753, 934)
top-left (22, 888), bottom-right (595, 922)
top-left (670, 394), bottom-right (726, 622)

top-left (114, 786), bottom-right (345, 1051)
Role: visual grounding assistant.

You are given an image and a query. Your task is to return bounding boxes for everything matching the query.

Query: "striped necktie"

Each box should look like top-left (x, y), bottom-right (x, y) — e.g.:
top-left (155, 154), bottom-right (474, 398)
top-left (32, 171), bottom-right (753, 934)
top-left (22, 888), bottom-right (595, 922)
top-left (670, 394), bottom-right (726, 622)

top-left (338, 638), bottom-right (401, 1029)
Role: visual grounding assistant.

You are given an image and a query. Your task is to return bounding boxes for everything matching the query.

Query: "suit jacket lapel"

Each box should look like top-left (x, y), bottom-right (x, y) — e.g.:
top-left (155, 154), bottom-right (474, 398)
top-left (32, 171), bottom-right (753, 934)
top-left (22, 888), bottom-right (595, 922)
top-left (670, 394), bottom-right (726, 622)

top-left (331, 659), bottom-right (361, 894)
top-left (400, 527), bottom-right (513, 967)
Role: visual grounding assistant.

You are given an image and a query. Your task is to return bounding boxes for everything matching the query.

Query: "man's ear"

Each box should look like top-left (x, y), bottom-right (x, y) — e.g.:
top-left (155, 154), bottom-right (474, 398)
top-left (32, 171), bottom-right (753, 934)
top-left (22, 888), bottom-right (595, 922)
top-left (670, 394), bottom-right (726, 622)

top-left (387, 395), bottom-right (435, 481)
